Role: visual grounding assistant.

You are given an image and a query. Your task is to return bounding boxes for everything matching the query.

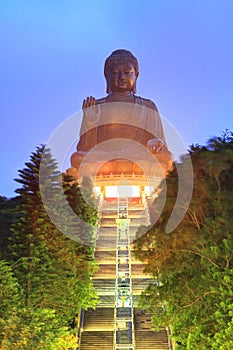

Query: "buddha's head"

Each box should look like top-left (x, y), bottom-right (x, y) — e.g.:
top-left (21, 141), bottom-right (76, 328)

top-left (104, 49), bottom-right (139, 94)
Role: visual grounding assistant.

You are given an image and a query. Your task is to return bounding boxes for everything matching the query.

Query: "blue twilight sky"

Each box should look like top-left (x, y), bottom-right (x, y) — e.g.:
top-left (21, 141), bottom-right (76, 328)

top-left (1, 0), bottom-right (233, 198)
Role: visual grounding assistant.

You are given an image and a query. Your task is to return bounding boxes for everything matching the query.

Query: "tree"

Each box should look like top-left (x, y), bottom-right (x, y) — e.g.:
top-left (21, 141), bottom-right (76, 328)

top-left (0, 260), bottom-right (78, 350)
top-left (0, 307), bottom-right (77, 350)
top-left (135, 131), bottom-right (233, 349)
top-left (0, 260), bottom-right (22, 321)
top-left (62, 173), bottom-right (98, 247)
top-left (4, 145), bottom-right (98, 348)
top-left (0, 196), bottom-right (23, 260)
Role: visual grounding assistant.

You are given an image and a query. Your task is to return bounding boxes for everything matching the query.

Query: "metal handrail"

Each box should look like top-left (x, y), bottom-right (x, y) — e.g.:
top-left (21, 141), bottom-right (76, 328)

top-left (113, 198), bottom-right (135, 350)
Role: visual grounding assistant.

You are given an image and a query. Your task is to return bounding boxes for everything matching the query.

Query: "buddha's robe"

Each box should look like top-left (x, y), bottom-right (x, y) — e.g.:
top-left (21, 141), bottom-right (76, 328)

top-left (71, 97), bottom-right (172, 176)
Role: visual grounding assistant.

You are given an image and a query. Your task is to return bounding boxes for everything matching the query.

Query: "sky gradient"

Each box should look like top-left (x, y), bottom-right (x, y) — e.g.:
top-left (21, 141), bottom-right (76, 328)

top-left (1, 0), bottom-right (233, 197)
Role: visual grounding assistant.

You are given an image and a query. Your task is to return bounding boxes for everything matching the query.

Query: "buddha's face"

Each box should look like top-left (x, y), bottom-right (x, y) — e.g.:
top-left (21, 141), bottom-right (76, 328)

top-left (108, 62), bottom-right (137, 93)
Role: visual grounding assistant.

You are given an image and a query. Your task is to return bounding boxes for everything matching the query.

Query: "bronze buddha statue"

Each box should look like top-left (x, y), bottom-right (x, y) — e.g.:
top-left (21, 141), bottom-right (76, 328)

top-left (70, 49), bottom-right (172, 177)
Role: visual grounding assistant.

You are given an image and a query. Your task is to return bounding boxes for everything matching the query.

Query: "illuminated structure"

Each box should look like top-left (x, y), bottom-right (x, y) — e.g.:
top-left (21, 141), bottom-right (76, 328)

top-left (77, 189), bottom-right (172, 350)
top-left (68, 50), bottom-right (173, 349)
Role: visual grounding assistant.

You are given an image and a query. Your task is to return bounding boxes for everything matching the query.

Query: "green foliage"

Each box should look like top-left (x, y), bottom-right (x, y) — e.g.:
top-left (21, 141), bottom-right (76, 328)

top-left (62, 173), bottom-right (98, 246)
top-left (135, 130), bottom-right (233, 349)
top-left (0, 260), bottom-right (22, 320)
top-left (0, 196), bottom-right (23, 259)
top-left (0, 262), bottom-right (77, 349)
top-left (0, 145), bottom-right (99, 349)
top-left (1, 307), bottom-right (77, 350)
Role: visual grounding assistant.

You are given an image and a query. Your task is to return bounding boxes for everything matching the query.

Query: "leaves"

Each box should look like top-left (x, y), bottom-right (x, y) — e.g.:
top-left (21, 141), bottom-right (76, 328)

top-left (0, 145), bottom-right (99, 348)
top-left (0, 307), bottom-right (77, 350)
top-left (135, 131), bottom-right (233, 348)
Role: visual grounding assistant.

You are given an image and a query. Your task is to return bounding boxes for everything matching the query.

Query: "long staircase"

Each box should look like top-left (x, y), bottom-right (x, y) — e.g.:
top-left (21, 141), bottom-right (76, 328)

top-left (79, 193), bottom-right (171, 350)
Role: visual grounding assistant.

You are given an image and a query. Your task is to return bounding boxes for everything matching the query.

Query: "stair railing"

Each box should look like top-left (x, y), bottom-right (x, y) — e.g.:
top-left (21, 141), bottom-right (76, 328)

top-left (113, 198), bottom-right (135, 350)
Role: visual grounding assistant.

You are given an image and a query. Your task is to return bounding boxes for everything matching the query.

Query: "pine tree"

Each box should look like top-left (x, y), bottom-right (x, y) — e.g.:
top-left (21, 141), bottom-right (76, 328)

top-left (0, 196), bottom-right (23, 259)
top-left (0, 260), bottom-right (22, 321)
top-left (10, 146), bottom-right (57, 307)
top-left (7, 145), bottom-right (98, 348)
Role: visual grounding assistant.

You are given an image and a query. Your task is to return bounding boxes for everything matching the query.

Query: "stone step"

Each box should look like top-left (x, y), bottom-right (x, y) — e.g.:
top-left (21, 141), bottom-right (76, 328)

top-left (132, 278), bottom-right (156, 294)
top-left (131, 264), bottom-right (150, 278)
top-left (95, 240), bottom-right (118, 250)
top-left (94, 251), bottom-right (116, 264)
top-left (97, 226), bottom-right (139, 236)
top-left (134, 309), bottom-right (154, 331)
top-left (80, 331), bottom-right (114, 350)
top-left (98, 227), bottom-right (116, 234)
top-left (93, 279), bottom-right (153, 296)
top-left (95, 243), bottom-right (143, 251)
top-left (95, 295), bottom-right (140, 308)
top-left (128, 203), bottom-right (145, 210)
top-left (93, 279), bottom-right (115, 294)
top-left (94, 264), bottom-right (116, 278)
top-left (135, 330), bottom-right (169, 350)
top-left (96, 295), bottom-right (115, 307)
top-left (100, 210), bottom-right (146, 218)
top-left (83, 308), bottom-right (114, 331)
top-left (95, 250), bottom-right (143, 264)
top-left (93, 264), bottom-right (149, 279)
top-left (100, 217), bottom-right (148, 226)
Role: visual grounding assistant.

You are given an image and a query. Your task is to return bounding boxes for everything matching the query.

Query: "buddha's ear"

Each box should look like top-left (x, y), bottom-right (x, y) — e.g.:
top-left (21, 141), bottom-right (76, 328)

top-left (132, 74), bottom-right (138, 94)
top-left (132, 82), bottom-right (136, 93)
top-left (106, 78), bottom-right (111, 94)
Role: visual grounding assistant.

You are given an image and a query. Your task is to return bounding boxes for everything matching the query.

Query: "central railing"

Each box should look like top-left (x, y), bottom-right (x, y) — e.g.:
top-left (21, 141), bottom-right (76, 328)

top-left (113, 198), bottom-right (135, 350)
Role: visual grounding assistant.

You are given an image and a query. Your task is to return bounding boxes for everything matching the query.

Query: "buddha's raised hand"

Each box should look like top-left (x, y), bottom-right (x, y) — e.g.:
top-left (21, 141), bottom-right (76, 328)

top-left (82, 96), bottom-right (96, 109)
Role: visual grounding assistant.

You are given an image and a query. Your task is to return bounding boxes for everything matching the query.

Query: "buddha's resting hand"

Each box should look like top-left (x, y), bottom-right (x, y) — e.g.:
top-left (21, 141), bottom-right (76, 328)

top-left (147, 138), bottom-right (166, 153)
top-left (82, 96), bottom-right (96, 109)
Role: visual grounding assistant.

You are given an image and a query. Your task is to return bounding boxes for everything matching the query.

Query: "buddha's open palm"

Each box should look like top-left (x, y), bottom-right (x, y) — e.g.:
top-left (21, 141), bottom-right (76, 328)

top-left (82, 96), bottom-right (96, 109)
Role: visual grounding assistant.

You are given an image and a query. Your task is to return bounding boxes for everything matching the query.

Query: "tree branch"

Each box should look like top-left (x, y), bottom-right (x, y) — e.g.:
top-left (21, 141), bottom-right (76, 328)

top-left (177, 290), bottom-right (216, 308)
top-left (178, 249), bottom-right (220, 269)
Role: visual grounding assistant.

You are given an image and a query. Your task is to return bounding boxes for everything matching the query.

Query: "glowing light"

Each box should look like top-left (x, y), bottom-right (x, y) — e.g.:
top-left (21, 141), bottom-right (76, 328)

top-left (144, 186), bottom-right (155, 196)
top-left (93, 186), bottom-right (101, 195)
top-left (105, 185), bottom-right (140, 198)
